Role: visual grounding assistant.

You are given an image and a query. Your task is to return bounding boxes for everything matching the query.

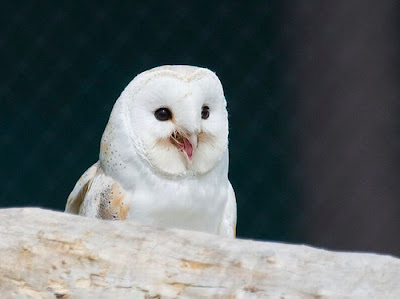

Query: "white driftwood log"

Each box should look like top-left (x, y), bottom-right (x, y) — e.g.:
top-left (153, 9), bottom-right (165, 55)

top-left (0, 208), bottom-right (399, 298)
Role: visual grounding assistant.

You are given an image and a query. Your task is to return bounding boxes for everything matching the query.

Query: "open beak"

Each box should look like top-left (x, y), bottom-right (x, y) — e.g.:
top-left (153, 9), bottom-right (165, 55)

top-left (170, 131), bottom-right (198, 161)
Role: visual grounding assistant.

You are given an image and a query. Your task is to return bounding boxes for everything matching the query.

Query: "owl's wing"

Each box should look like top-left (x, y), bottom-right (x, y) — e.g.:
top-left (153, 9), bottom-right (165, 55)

top-left (65, 161), bottom-right (100, 214)
top-left (218, 182), bottom-right (237, 237)
top-left (65, 161), bottom-right (130, 220)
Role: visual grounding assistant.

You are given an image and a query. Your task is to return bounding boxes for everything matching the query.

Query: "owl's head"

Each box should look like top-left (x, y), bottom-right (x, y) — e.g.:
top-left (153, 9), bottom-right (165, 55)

top-left (103, 66), bottom-right (229, 178)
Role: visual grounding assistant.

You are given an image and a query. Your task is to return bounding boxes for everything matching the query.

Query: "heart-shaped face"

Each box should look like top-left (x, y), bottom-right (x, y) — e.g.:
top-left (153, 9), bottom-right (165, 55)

top-left (101, 65), bottom-right (229, 178)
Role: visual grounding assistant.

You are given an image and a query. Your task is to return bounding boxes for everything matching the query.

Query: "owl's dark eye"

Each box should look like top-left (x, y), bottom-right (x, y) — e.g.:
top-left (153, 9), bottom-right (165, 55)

top-left (154, 108), bottom-right (172, 121)
top-left (201, 106), bottom-right (210, 120)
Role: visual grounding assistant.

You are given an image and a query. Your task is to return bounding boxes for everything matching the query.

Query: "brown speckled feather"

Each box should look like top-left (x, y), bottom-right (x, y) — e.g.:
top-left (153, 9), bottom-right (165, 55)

top-left (65, 162), bottom-right (130, 220)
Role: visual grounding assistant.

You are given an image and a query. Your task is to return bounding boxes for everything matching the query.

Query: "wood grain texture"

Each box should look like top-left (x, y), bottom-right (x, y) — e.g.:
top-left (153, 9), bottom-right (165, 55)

top-left (0, 208), bottom-right (399, 298)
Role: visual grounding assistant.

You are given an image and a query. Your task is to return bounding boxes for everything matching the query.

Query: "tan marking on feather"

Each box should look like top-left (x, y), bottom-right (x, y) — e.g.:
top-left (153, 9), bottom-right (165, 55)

top-left (97, 182), bottom-right (129, 220)
top-left (110, 182), bottom-right (129, 220)
top-left (100, 141), bottom-right (108, 152)
top-left (197, 131), bottom-right (214, 144)
top-left (100, 141), bottom-right (110, 160)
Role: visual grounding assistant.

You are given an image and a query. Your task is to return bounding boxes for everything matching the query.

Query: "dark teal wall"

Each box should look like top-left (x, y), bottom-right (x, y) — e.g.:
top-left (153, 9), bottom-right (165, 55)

top-left (0, 2), bottom-right (298, 243)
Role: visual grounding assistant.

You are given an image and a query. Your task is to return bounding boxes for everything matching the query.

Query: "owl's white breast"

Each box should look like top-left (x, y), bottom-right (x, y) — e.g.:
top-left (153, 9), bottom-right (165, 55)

top-left (122, 149), bottom-right (230, 234)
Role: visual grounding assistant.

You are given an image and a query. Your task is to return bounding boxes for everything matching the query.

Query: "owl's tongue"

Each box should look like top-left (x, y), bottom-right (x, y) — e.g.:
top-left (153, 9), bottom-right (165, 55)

top-left (182, 138), bottom-right (193, 159)
top-left (171, 132), bottom-right (197, 161)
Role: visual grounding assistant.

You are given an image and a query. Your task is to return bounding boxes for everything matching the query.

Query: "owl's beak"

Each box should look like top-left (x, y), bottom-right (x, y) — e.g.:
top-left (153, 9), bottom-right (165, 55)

top-left (170, 131), bottom-right (198, 162)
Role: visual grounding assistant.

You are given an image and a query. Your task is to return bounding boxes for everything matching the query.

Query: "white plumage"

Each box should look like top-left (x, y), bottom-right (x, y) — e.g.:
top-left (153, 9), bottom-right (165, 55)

top-left (65, 65), bottom-right (237, 237)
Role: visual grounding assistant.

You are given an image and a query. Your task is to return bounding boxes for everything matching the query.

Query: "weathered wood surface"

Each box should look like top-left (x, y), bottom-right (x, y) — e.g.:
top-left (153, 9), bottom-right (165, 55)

top-left (0, 208), bottom-right (399, 298)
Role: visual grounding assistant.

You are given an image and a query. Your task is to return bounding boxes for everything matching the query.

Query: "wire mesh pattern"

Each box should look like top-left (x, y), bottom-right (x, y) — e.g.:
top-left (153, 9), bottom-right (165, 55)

top-left (0, 2), bottom-right (296, 243)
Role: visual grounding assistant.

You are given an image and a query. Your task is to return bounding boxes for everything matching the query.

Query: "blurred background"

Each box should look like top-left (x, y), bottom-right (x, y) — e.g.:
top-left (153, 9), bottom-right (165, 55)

top-left (1, 1), bottom-right (399, 256)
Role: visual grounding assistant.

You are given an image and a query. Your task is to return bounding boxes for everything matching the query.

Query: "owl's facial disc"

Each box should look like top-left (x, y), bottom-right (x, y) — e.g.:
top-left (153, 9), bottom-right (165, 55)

top-left (123, 66), bottom-right (228, 176)
top-left (170, 131), bottom-right (198, 162)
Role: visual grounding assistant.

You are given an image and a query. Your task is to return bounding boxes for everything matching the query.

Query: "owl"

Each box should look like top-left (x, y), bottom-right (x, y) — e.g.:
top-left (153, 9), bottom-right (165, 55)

top-left (65, 65), bottom-right (237, 237)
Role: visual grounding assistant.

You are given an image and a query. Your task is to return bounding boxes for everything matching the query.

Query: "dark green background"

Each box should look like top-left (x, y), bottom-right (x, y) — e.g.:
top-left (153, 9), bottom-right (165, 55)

top-left (0, 2), bottom-right (296, 242)
top-left (1, 2), bottom-right (399, 256)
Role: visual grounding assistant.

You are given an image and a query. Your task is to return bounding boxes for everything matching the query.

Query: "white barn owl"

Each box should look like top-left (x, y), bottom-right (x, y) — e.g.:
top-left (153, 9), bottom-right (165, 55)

top-left (65, 65), bottom-right (237, 237)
